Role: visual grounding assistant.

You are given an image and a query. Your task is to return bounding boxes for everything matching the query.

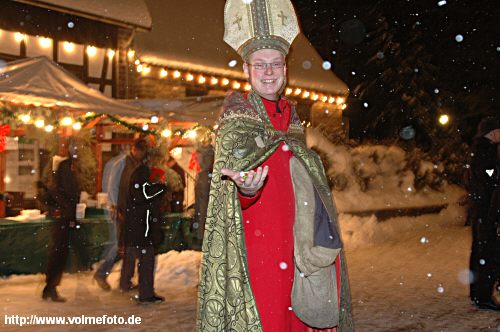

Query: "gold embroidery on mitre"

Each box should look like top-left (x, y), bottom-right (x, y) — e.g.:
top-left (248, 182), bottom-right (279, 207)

top-left (223, 0), bottom-right (300, 60)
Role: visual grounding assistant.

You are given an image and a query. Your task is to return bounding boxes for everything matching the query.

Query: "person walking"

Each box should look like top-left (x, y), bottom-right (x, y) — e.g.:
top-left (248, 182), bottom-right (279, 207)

top-left (93, 144), bottom-right (128, 290)
top-left (468, 115), bottom-right (500, 311)
top-left (42, 137), bottom-right (84, 302)
top-left (94, 137), bottom-right (148, 291)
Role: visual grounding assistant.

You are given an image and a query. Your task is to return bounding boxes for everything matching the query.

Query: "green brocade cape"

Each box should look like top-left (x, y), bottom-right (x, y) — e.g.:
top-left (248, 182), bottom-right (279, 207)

top-left (196, 91), bottom-right (353, 331)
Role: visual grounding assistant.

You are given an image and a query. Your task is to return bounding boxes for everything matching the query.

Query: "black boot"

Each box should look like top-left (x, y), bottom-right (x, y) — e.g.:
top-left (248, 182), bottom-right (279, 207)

top-left (42, 286), bottom-right (66, 302)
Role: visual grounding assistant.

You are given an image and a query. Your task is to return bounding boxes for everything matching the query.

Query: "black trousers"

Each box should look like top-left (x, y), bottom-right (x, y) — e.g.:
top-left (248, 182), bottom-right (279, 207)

top-left (45, 221), bottom-right (89, 288)
top-left (119, 246), bottom-right (155, 300)
top-left (469, 219), bottom-right (498, 303)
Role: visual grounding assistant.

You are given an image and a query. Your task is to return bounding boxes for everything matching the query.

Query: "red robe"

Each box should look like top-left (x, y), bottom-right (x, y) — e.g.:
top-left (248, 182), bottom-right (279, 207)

top-left (240, 96), bottom-right (337, 332)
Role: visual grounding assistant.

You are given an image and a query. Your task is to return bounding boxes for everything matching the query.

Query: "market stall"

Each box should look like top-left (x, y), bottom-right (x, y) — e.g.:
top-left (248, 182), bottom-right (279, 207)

top-left (0, 56), bottom-right (196, 276)
top-left (0, 210), bottom-right (192, 276)
top-left (0, 56), bottom-right (158, 197)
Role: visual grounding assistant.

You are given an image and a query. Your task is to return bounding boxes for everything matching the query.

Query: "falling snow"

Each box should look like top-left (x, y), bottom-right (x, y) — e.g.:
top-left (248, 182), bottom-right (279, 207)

top-left (1, 134), bottom-right (497, 331)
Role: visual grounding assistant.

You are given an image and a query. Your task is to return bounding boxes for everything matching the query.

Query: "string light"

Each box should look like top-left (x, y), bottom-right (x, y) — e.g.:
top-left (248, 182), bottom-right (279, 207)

top-left (14, 32), bottom-right (26, 42)
top-left (60, 117), bottom-right (73, 126)
top-left (107, 49), bottom-right (115, 59)
top-left (127, 49), bottom-right (135, 59)
top-left (38, 37), bottom-right (52, 48)
top-left (63, 42), bottom-right (75, 53)
top-left (72, 122), bottom-right (82, 130)
top-left (86, 46), bottom-right (97, 57)
top-left (19, 114), bottom-right (31, 123)
top-left (34, 119), bottom-right (45, 128)
top-left (186, 129), bottom-right (197, 139)
top-left (151, 115), bottom-right (159, 123)
top-left (161, 129), bottom-right (172, 138)
top-left (142, 124), bottom-right (149, 131)
top-left (44, 125), bottom-right (54, 132)
top-left (122, 61), bottom-right (349, 112)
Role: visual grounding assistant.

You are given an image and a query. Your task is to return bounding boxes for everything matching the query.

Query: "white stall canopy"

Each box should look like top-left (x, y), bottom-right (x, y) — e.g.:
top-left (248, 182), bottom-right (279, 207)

top-left (0, 56), bottom-right (154, 119)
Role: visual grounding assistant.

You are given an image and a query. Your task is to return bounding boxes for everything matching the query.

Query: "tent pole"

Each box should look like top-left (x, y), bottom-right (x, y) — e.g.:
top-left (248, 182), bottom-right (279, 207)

top-left (0, 151), bottom-right (5, 217)
top-left (95, 124), bottom-right (103, 193)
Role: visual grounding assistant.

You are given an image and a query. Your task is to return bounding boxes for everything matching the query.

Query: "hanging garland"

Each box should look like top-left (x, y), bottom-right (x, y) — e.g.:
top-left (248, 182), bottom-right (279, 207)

top-left (1, 101), bottom-right (215, 145)
top-left (105, 114), bottom-right (159, 136)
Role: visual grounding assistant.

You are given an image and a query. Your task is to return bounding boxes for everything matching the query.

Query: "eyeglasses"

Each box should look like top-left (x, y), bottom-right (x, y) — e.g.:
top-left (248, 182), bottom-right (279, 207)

top-left (247, 62), bottom-right (286, 71)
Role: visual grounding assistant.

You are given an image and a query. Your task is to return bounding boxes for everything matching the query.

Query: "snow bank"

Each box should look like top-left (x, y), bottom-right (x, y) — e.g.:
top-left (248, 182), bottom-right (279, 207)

top-left (339, 202), bottom-right (467, 251)
top-left (306, 128), bottom-right (466, 212)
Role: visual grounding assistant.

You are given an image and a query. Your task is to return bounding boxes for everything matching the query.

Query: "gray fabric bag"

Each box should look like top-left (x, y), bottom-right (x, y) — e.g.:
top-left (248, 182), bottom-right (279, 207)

top-left (290, 157), bottom-right (341, 328)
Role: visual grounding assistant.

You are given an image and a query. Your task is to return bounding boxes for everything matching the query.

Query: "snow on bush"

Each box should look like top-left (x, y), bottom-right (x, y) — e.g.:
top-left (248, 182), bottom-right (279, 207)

top-left (306, 128), bottom-right (465, 212)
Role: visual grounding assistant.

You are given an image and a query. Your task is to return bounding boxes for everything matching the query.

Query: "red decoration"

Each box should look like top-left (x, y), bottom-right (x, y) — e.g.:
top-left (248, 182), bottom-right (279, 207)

top-left (0, 124), bottom-right (11, 153)
top-left (149, 166), bottom-right (166, 183)
top-left (188, 150), bottom-right (200, 173)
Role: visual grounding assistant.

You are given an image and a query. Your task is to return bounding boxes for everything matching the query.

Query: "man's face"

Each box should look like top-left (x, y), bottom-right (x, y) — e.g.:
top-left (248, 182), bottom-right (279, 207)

top-left (131, 146), bottom-right (146, 161)
top-left (243, 49), bottom-right (286, 101)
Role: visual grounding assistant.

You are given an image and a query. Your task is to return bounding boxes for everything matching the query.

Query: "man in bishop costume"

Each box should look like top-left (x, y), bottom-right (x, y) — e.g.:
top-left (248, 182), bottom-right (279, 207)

top-left (196, 0), bottom-right (354, 331)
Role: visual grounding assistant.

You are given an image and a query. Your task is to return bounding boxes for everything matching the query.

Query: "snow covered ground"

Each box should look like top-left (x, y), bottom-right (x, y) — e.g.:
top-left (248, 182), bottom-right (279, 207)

top-left (2, 203), bottom-right (498, 331)
top-left (1, 140), bottom-right (499, 331)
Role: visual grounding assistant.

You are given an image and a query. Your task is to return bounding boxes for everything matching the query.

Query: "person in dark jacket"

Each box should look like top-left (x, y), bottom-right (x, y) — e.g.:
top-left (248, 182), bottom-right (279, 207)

top-left (488, 185), bottom-right (500, 305)
top-left (42, 137), bottom-right (85, 302)
top-left (468, 115), bottom-right (500, 311)
top-left (94, 139), bottom-right (146, 291)
top-left (119, 159), bottom-right (167, 304)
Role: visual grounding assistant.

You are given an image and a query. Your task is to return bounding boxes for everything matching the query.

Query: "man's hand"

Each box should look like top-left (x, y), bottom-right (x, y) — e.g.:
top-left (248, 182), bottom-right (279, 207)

top-left (221, 166), bottom-right (269, 196)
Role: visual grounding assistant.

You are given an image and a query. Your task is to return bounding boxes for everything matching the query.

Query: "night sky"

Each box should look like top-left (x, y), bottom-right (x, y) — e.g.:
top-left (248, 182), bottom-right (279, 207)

top-left (292, 0), bottom-right (499, 143)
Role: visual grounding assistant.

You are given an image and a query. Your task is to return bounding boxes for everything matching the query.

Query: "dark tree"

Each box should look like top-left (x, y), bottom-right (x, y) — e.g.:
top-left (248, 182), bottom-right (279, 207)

top-left (293, 0), bottom-right (499, 183)
top-left (294, 0), bottom-right (498, 139)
